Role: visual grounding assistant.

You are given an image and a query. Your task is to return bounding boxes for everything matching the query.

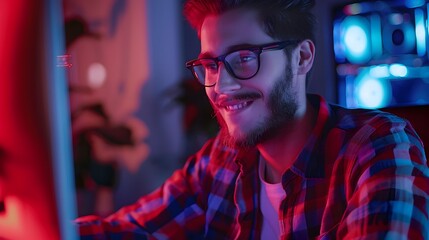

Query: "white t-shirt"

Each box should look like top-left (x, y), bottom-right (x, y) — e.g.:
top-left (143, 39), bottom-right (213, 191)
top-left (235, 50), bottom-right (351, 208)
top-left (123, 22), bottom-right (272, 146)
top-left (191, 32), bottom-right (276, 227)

top-left (259, 158), bottom-right (286, 239)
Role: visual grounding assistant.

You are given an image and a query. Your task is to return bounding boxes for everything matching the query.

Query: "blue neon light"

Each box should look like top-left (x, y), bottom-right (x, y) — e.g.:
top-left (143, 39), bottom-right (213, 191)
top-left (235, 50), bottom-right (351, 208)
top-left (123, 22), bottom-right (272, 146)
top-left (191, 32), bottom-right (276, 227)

top-left (341, 16), bottom-right (372, 64)
top-left (415, 9), bottom-right (426, 56)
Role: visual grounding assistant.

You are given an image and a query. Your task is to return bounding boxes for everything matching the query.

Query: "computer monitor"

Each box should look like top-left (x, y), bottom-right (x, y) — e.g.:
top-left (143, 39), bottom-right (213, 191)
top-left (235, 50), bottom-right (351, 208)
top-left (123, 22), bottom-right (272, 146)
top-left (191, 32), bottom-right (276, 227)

top-left (0, 0), bottom-right (78, 239)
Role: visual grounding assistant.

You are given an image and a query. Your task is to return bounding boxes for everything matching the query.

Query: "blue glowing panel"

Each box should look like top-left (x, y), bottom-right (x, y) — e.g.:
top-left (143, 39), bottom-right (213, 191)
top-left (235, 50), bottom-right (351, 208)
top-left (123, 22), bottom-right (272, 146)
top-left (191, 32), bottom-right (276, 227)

top-left (332, 0), bottom-right (429, 108)
top-left (341, 16), bottom-right (372, 64)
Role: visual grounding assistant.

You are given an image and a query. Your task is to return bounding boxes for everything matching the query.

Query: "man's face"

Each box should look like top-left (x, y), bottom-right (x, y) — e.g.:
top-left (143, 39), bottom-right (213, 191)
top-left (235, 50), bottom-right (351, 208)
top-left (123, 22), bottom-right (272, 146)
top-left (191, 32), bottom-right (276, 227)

top-left (200, 9), bottom-right (302, 148)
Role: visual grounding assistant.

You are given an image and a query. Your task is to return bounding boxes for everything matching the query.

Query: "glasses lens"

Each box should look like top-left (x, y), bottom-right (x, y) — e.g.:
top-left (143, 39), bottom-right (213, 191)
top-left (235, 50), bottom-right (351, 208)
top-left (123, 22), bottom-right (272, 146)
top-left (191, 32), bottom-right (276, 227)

top-left (189, 49), bottom-right (259, 86)
top-left (192, 65), bottom-right (206, 86)
top-left (225, 50), bottom-right (258, 79)
top-left (193, 59), bottom-right (217, 86)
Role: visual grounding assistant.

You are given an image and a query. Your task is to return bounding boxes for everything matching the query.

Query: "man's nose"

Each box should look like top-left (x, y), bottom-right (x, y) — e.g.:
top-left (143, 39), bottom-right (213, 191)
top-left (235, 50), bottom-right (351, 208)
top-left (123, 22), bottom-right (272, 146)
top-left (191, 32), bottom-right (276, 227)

top-left (214, 63), bottom-right (241, 94)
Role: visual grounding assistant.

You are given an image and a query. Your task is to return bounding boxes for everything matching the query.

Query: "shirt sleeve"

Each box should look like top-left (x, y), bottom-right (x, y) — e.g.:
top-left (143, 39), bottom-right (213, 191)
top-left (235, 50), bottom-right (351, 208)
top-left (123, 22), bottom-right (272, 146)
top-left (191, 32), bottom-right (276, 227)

top-left (75, 141), bottom-right (213, 240)
top-left (337, 115), bottom-right (429, 239)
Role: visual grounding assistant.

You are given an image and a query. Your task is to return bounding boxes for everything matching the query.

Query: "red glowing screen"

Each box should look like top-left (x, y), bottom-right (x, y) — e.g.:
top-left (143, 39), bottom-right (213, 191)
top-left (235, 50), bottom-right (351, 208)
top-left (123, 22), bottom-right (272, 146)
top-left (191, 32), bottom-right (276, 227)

top-left (0, 0), bottom-right (77, 239)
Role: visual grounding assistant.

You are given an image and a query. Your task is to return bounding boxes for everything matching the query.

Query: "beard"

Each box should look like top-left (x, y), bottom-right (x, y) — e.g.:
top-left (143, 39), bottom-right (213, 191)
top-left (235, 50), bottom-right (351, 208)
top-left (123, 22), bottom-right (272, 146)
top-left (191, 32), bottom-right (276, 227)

top-left (216, 66), bottom-right (298, 149)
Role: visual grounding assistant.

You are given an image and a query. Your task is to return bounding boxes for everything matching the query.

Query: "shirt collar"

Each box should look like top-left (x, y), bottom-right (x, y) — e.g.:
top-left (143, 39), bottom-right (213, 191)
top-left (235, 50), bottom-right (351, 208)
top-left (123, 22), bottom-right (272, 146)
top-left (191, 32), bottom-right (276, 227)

top-left (290, 94), bottom-right (330, 179)
top-left (234, 147), bottom-right (259, 176)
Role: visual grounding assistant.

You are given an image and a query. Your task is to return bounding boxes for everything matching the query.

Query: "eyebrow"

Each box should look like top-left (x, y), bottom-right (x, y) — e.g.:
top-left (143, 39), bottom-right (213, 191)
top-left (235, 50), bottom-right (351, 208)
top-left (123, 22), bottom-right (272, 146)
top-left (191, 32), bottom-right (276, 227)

top-left (198, 43), bottom-right (262, 59)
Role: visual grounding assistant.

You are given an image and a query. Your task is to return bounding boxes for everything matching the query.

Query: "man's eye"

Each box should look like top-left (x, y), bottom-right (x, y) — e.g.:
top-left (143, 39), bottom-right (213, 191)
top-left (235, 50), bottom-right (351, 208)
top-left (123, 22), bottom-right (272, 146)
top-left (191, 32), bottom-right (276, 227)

top-left (231, 54), bottom-right (256, 66)
top-left (239, 55), bottom-right (255, 63)
top-left (203, 62), bottom-right (217, 70)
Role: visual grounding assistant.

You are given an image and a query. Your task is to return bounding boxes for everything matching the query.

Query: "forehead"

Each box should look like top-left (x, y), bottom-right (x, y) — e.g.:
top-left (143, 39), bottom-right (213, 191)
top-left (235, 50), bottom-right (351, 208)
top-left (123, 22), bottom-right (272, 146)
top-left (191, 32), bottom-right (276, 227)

top-left (200, 8), bottom-right (275, 56)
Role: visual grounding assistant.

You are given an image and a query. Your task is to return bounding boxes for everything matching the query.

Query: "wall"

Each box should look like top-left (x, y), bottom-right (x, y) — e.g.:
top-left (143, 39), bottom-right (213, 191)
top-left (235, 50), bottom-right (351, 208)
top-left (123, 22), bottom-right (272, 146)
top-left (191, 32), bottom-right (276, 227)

top-left (114, 0), bottom-right (186, 208)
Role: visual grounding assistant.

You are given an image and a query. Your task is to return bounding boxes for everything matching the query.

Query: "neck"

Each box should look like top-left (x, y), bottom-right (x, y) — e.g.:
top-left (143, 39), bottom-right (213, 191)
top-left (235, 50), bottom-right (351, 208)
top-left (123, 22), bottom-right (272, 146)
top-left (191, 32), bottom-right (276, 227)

top-left (257, 100), bottom-right (316, 183)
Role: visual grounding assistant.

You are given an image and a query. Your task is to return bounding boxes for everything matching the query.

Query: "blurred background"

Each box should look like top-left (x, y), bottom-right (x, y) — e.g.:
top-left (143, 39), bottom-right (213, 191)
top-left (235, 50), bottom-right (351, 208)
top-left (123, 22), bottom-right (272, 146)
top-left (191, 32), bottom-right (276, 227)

top-left (1, 0), bottom-right (428, 239)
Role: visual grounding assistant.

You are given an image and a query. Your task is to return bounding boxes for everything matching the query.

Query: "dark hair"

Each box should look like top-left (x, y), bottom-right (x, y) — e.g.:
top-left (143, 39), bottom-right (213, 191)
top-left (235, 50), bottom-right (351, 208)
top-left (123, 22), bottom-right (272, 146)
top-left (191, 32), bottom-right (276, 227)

top-left (183, 0), bottom-right (316, 43)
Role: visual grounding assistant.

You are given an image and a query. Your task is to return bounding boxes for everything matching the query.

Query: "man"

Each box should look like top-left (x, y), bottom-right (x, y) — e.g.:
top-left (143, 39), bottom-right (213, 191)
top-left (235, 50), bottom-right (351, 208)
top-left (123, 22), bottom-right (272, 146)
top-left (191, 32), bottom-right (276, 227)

top-left (77, 0), bottom-right (429, 239)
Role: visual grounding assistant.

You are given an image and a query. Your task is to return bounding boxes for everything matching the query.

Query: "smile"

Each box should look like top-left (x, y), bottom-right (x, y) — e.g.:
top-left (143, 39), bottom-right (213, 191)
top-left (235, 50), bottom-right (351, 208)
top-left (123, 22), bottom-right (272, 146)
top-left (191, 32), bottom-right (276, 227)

top-left (224, 101), bottom-right (252, 112)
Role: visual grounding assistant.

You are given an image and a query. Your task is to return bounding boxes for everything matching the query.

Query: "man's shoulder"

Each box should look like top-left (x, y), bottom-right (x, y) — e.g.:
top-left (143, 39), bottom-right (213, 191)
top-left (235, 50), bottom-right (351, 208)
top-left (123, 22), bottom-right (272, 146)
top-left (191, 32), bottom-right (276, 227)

top-left (308, 94), bottom-right (409, 133)
top-left (322, 103), bottom-right (420, 157)
top-left (328, 103), bottom-right (409, 132)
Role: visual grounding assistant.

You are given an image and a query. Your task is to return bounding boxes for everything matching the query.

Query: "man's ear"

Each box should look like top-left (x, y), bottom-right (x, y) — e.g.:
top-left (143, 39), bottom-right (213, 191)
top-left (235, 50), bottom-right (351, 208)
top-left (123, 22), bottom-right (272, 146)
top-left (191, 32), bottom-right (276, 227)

top-left (297, 40), bottom-right (315, 75)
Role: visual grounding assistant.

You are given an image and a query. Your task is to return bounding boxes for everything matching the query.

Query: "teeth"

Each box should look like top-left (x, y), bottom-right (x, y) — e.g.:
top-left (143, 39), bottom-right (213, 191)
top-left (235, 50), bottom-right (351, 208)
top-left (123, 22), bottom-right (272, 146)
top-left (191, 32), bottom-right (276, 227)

top-left (225, 101), bottom-right (248, 111)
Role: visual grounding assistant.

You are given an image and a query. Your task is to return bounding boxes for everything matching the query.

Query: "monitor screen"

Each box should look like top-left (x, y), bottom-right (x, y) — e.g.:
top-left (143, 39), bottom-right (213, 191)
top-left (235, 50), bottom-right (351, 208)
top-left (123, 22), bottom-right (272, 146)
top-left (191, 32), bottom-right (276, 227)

top-left (0, 0), bottom-right (78, 239)
top-left (332, 0), bottom-right (429, 108)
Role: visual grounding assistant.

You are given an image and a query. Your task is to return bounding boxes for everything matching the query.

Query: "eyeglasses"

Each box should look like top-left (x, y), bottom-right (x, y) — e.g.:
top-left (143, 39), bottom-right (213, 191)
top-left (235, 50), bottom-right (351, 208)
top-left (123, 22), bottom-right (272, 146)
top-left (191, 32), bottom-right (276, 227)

top-left (185, 40), bottom-right (300, 87)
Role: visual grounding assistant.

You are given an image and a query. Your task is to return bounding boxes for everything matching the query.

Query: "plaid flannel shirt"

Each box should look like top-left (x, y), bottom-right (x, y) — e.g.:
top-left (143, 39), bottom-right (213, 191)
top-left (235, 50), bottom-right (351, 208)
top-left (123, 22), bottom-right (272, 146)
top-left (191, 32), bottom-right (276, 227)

top-left (77, 94), bottom-right (429, 239)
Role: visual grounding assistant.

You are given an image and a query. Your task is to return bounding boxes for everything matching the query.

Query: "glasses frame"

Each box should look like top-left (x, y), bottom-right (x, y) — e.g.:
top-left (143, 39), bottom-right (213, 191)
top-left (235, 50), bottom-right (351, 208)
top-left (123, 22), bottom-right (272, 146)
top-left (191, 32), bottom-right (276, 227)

top-left (185, 40), bottom-right (300, 87)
